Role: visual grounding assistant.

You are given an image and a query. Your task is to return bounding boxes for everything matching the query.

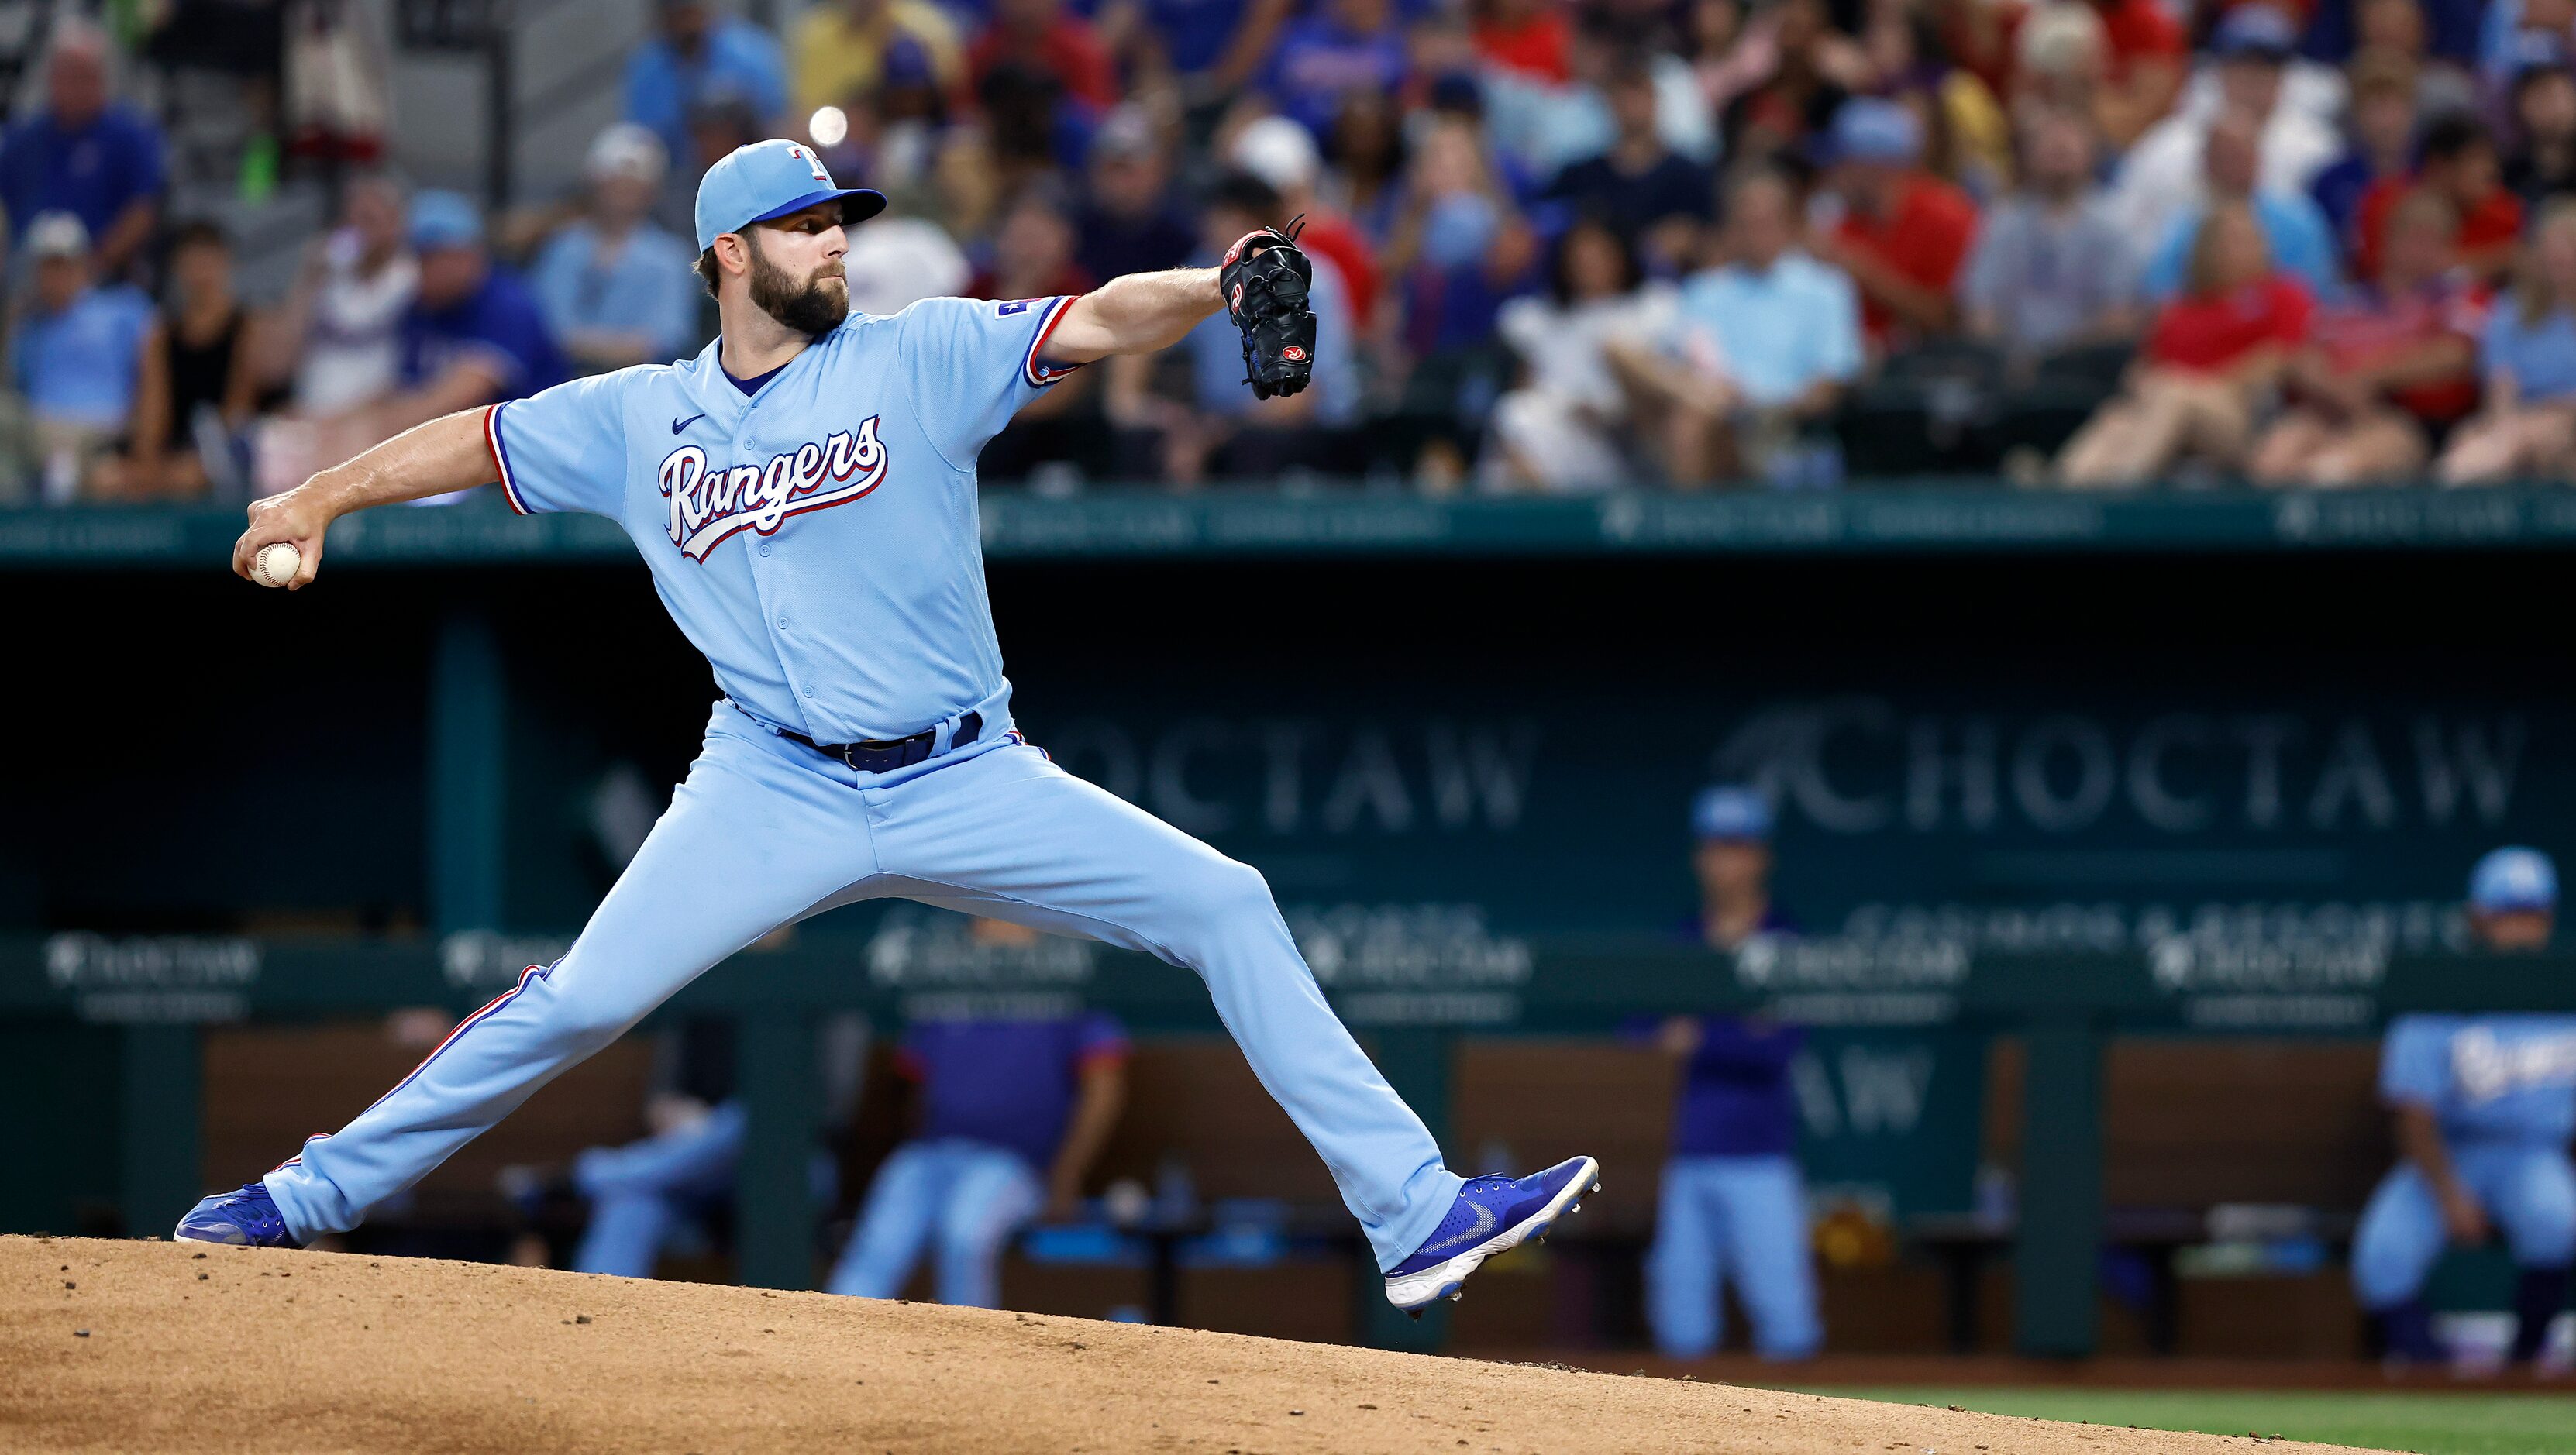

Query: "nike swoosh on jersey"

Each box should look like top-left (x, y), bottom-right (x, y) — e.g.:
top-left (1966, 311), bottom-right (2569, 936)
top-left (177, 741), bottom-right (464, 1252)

top-left (1414, 1201), bottom-right (1499, 1257)
top-left (673, 413), bottom-right (707, 433)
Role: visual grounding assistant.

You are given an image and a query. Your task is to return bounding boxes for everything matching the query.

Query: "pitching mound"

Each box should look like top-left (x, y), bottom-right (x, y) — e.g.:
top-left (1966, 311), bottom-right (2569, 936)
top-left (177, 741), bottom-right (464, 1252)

top-left (3, 1236), bottom-right (2382, 1453)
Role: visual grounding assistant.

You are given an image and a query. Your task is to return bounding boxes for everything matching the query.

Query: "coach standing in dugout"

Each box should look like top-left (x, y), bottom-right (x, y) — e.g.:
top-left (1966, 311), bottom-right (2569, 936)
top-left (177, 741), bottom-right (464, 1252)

top-left (2351, 848), bottom-right (2575, 1371)
top-left (1640, 786), bottom-right (1823, 1361)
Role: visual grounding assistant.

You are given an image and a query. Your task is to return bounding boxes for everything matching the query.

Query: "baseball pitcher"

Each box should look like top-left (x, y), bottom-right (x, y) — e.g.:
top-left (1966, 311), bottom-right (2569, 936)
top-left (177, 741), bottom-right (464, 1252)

top-left (180, 141), bottom-right (1595, 1313)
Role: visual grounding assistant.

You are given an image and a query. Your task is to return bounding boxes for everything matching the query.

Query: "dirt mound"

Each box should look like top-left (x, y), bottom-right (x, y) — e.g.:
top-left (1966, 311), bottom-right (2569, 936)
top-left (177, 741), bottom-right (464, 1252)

top-left (2, 1237), bottom-right (2380, 1453)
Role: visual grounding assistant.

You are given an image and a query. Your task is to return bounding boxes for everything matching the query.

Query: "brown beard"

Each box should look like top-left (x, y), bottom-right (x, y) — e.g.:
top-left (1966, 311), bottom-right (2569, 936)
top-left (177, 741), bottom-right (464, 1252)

top-left (746, 230), bottom-right (849, 336)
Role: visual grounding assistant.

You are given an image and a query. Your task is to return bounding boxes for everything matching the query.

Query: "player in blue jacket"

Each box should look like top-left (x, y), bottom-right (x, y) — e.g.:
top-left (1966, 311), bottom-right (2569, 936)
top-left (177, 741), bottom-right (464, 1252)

top-left (177, 139), bottom-right (1594, 1312)
top-left (2351, 848), bottom-right (2573, 1368)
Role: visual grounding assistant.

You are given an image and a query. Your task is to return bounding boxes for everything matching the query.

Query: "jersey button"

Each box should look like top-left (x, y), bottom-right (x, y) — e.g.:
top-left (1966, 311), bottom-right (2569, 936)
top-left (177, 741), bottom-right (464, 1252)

top-left (758, 543), bottom-right (771, 556)
top-left (802, 686), bottom-right (814, 698)
top-left (777, 616), bottom-right (789, 629)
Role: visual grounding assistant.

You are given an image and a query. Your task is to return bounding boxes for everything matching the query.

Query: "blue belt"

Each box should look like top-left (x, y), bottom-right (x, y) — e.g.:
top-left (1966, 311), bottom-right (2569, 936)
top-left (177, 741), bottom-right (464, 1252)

top-left (781, 710), bottom-right (980, 773)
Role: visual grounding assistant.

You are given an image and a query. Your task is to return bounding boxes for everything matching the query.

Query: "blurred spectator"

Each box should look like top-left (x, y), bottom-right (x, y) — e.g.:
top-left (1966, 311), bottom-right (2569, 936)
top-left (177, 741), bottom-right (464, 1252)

top-left (967, 0), bottom-right (1121, 112)
top-left (845, 212), bottom-right (972, 317)
top-left (1229, 115), bottom-right (1381, 328)
top-left (1475, 0), bottom-right (1573, 84)
top-left (1321, 90), bottom-right (1409, 242)
top-left (1090, 0), bottom-right (1290, 98)
top-left (624, 0), bottom-right (790, 177)
top-left (2505, 40), bottom-right (2576, 212)
top-left (2248, 191), bottom-right (2484, 487)
top-left (2354, 115), bottom-right (2523, 285)
top-left (2346, 0), bottom-right (2478, 118)
top-left (334, 192), bottom-right (563, 459)
top-left (1643, 786), bottom-right (1821, 1362)
top-left (790, 0), bottom-right (964, 122)
top-left (2309, 50), bottom-right (2421, 253)
top-left (531, 125), bottom-right (701, 371)
top-left (0, 21), bottom-right (166, 278)
top-left (1716, 0), bottom-right (1870, 165)
top-left (1383, 118), bottom-right (1538, 479)
top-left (2439, 200), bottom-right (2576, 483)
top-left (1262, 0), bottom-right (1408, 141)
top-left (1075, 107), bottom-right (1195, 284)
top-left (967, 185), bottom-right (1097, 301)
top-left (9, 212), bottom-right (153, 503)
top-left (2108, 6), bottom-right (2338, 253)
top-left (1961, 105), bottom-right (2140, 361)
top-left (1545, 53), bottom-right (1720, 277)
top-left (2482, 0), bottom-right (2576, 92)
top-left (2058, 202), bottom-right (2311, 485)
top-left (2350, 848), bottom-right (2569, 1371)
top-left (2082, 0), bottom-right (2189, 150)
top-left (1607, 167), bottom-right (1861, 484)
top-left (827, 924), bottom-right (1128, 1308)
top-left (1486, 218), bottom-right (1676, 491)
top-left (1810, 98), bottom-right (1978, 349)
top-left (265, 172), bottom-right (416, 418)
top-left (1105, 172), bottom-right (1358, 484)
top-left (102, 220), bottom-right (258, 500)
top-left (2140, 108), bottom-right (2339, 301)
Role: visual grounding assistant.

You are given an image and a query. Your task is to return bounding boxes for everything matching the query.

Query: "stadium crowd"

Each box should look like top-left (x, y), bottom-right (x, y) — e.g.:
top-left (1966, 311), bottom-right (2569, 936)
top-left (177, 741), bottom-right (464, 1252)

top-left (11, 0), bottom-right (2576, 495)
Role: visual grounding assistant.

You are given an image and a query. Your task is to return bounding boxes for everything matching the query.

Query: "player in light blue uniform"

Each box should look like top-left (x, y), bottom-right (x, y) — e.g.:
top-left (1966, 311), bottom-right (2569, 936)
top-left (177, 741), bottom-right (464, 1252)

top-left (177, 139), bottom-right (1596, 1311)
top-left (2351, 848), bottom-right (2574, 1367)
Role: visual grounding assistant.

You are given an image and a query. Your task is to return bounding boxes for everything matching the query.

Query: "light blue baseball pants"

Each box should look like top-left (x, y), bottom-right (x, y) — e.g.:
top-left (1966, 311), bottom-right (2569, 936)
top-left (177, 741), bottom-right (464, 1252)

top-left (2352, 1143), bottom-right (2576, 1309)
top-left (263, 704), bottom-right (1460, 1269)
top-left (825, 1137), bottom-right (1042, 1307)
top-left (1645, 1154), bottom-right (1824, 1360)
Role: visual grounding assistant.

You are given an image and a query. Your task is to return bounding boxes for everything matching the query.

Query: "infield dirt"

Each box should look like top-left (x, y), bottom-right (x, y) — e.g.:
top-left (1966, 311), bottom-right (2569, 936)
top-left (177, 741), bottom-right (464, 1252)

top-left (2, 1236), bottom-right (2389, 1453)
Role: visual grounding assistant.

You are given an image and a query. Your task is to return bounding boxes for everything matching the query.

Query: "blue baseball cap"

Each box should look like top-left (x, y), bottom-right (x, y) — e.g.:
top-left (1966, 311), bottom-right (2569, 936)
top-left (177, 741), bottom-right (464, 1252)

top-left (1692, 786), bottom-right (1774, 844)
top-left (1820, 98), bottom-right (1922, 166)
top-left (407, 190), bottom-right (484, 251)
top-left (693, 138), bottom-right (887, 253)
top-left (2211, 4), bottom-right (2297, 62)
top-left (2471, 848), bottom-right (2558, 913)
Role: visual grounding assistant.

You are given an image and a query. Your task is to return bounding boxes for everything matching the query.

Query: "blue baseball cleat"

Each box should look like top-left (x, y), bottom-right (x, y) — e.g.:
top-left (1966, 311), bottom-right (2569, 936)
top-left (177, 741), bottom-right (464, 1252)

top-left (1384, 1155), bottom-right (1599, 1312)
top-left (173, 1182), bottom-right (297, 1247)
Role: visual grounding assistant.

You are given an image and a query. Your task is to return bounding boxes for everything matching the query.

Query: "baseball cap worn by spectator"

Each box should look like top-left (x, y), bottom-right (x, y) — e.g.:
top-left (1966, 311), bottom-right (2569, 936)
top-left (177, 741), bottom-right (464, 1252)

top-left (2210, 4), bottom-right (2298, 64)
top-left (2471, 848), bottom-right (2560, 913)
top-left (1692, 786), bottom-right (1773, 844)
top-left (693, 138), bottom-right (889, 253)
top-left (408, 190), bottom-right (484, 252)
top-left (22, 208), bottom-right (88, 260)
top-left (1818, 97), bottom-right (1921, 167)
top-left (587, 122), bottom-right (669, 187)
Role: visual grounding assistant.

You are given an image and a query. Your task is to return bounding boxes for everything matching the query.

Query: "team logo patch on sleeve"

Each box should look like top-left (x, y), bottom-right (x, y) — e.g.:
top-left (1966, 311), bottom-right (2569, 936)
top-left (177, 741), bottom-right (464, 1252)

top-left (997, 300), bottom-right (1031, 316)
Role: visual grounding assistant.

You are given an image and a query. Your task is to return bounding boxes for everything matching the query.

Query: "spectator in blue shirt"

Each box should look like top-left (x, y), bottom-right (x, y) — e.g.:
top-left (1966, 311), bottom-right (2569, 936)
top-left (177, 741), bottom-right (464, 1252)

top-left (1093, 0), bottom-right (1286, 98)
top-left (624, 0), bottom-right (790, 182)
top-left (1262, 0), bottom-right (1407, 141)
top-left (9, 212), bottom-right (155, 501)
top-left (827, 920), bottom-right (1129, 1308)
top-left (2441, 199), bottom-right (2576, 483)
top-left (531, 124), bottom-right (702, 373)
top-left (1607, 167), bottom-right (1862, 484)
top-left (2141, 108), bottom-right (2340, 301)
top-left (1641, 786), bottom-right (1821, 1361)
top-left (324, 191), bottom-right (563, 476)
top-left (2351, 849), bottom-right (2572, 1368)
top-left (0, 21), bottom-right (166, 278)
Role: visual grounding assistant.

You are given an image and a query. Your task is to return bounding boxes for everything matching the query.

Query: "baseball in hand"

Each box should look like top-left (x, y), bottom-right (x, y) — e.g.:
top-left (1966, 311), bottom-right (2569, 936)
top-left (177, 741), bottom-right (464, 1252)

top-left (251, 542), bottom-right (303, 588)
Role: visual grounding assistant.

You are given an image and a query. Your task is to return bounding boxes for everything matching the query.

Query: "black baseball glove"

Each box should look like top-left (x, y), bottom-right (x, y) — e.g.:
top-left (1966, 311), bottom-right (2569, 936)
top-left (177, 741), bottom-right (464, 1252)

top-left (1219, 221), bottom-right (1317, 400)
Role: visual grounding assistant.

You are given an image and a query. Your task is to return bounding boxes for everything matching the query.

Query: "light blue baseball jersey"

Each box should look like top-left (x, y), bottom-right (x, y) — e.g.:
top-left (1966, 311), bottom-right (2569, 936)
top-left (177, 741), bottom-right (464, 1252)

top-left (2381, 1013), bottom-right (2576, 1147)
top-left (488, 294), bottom-right (1081, 742)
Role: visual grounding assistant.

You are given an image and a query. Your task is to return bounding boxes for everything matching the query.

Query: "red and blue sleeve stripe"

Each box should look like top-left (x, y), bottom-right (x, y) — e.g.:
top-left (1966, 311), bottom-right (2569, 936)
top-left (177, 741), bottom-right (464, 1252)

top-left (1021, 296), bottom-right (1083, 390)
top-left (486, 401), bottom-right (533, 515)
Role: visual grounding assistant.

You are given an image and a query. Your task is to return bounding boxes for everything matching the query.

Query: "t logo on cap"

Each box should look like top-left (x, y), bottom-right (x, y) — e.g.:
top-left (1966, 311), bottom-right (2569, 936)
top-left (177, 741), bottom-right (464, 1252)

top-left (693, 137), bottom-right (890, 253)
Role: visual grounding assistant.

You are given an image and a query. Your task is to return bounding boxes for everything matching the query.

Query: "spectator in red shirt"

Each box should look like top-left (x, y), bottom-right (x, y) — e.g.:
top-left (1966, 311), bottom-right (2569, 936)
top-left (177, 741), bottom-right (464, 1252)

top-left (1473, 0), bottom-right (1572, 84)
top-left (2250, 190), bottom-right (2486, 485)
top-left (2355, 113), bottom-right (2524, 284)
top-left (2058, 201), bottom-right (2312, 484)
top-left (966, 0), bottom-right (1120, 112)
top-left (1809, 98), bottom-right (1978, 347)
